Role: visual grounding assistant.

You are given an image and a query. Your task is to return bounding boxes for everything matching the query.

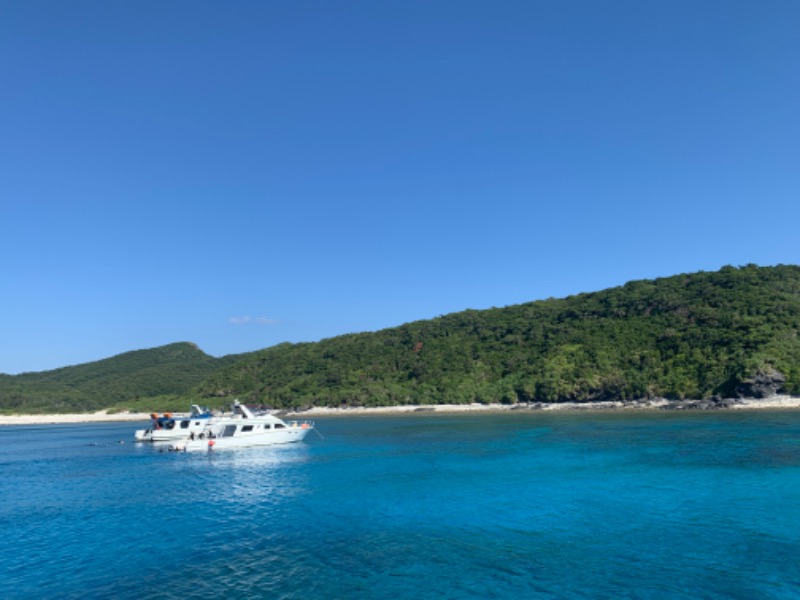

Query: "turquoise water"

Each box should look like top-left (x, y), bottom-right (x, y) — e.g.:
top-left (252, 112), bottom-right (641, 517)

top-left (2, 411), bottom-right (800, 599)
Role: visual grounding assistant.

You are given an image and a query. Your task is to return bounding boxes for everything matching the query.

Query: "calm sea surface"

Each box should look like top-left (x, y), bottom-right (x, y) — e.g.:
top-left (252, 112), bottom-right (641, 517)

top-left (1, 411), bottom-right (800, 599)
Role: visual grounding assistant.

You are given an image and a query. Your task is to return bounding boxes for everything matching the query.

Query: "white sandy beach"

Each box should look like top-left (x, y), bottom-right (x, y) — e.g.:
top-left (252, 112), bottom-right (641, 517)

top-left (295, 395), bottom-right (800, 416)
top-left (2, 396), bottom-right (799, 425)
top-left (730, 396), bottom-right (800, 410)
top-left (0, 410), bottom-right (152, 426)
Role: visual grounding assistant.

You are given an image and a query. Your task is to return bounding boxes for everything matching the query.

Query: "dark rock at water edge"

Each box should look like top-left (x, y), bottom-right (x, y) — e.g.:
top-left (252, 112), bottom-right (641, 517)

top-left (659, 396), bottom-right (740, 411)
top-left (735, 368), bottom-right (787, 399)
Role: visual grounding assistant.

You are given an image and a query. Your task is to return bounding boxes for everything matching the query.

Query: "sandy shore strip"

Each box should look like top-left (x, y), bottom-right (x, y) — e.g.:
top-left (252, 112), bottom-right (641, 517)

top-left (0, 410), bottom-right (152, 426)
top-left (2, 396), bottom-right (800, 425)
top-left (730, 396), bottom-right (800, 410)
top-left (292, 396), bottom-right (800, 416)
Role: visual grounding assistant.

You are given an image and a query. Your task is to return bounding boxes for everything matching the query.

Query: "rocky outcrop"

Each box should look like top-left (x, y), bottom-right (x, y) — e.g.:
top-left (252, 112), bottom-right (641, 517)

top-left (659, 396), bottom-right (738, 410)
top-left (735, 368), bottom-right (786, 399)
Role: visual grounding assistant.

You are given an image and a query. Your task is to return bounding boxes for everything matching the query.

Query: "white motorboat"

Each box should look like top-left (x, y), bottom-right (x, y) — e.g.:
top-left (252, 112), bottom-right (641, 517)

top-left (134, 405), bottom-right (214, 442)
top-left (170, 400), bottom-right (314, 451)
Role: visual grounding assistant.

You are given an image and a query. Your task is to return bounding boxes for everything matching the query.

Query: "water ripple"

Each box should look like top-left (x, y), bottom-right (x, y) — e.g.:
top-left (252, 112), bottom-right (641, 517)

top-left (2, 413), bottom-right (800, 598)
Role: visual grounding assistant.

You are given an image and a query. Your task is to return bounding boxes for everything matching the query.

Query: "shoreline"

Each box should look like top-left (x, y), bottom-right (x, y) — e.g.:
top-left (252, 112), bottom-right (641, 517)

top-left (291, 395), bottom-right (800, 416)
top-left (0, 410), bottom-right (153, 426)
top-left (2, 396), bottom-right (800, 425)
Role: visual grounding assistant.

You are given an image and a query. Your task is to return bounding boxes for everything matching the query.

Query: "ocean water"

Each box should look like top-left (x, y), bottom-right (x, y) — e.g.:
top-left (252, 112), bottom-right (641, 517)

top-left (1, 411), bottom-right (800, 599)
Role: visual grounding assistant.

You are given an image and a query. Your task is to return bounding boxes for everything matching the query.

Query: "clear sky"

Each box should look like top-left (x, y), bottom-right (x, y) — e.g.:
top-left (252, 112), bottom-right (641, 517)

top-left (2, 1), bottom-right (798, 374)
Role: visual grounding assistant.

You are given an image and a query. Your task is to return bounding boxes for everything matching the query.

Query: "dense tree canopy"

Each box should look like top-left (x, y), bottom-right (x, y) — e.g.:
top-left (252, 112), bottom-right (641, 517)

top-left (3, 265), bottom-right (799, 414)
top-left (0, 343), bottom-right (233, 414)
top-left (191, 264), bottom-right (800, 409)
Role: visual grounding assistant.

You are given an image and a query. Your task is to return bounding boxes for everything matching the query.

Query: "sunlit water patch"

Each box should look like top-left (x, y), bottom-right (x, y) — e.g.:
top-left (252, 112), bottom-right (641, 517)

top-left (1, 412), bottom-right (800, 598)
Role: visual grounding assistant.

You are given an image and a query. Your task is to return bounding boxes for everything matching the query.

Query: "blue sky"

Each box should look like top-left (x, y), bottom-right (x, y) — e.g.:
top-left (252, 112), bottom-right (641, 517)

top-left (2, 1), bottom-right (798, 374)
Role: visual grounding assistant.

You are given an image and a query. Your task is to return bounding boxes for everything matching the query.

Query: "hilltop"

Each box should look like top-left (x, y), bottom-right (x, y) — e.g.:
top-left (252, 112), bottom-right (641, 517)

top-left (191, 264), bottom-right (800, 409)
top-left (2, 265), bottom-right (799, 414)
top-left (0, 342), bottom-right (236, 414)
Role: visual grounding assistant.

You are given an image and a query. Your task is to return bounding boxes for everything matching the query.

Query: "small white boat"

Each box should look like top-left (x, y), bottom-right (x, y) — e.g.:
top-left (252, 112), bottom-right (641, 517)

top-left (170, 400), bottom-right (314, 451)
top-left (134, 405), bottom-right (214, 442)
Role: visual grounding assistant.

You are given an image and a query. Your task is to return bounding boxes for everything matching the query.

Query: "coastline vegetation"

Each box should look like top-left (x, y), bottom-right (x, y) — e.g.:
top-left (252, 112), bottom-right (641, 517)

top-left (193, 264), bottom-right (800, 409)
top-left (2, 264), bottom-right (799, 414)
top-left (0, 343), bottom-right (233, 414)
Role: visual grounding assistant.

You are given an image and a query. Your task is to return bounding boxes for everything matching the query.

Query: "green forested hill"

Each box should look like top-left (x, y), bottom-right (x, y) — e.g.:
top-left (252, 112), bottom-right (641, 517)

top-left (3, 265), bottom-right (800, 414)
top-left (0, 342), bottom-right (234, 414)
top-left (189, 264), bottom-right (800, 409)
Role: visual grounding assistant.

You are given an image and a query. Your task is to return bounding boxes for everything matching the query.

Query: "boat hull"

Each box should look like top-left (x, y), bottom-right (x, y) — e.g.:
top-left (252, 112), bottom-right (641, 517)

top-left (134, 406), bottom-right (214, 442)
top-left (134, 419), bottom-right (211, 442)
top-left (139, 401), bottom-right (315, 452)
top-left (173, 426), bottom-right (312, 451)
